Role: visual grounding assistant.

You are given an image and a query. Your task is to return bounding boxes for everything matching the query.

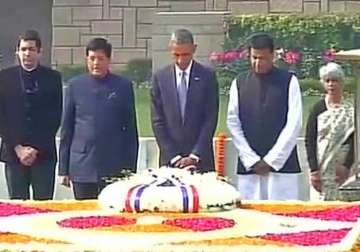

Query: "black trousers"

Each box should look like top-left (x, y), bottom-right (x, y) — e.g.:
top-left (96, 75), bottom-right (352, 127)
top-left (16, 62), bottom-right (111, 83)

top-left (72, 181), bottom-right (107, 200)
top-left (5, 160), bottom-right (56, 200)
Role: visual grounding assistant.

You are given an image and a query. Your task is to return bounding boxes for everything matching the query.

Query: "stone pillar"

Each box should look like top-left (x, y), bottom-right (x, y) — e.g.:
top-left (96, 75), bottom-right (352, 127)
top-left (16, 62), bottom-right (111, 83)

top-left (152, 11), bottom-right (229, 72)
top-left (321, 0), bottom-right (329, 12)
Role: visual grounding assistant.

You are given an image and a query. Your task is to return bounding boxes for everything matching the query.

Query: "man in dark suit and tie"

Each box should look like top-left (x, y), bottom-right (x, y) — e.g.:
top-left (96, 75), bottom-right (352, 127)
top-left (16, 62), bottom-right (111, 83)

top-left (151, 29), bottom-right (219, 172)
top-left (59, 38), bottom-right (138, 200)
top-left (0, 30), bottom-right (62, 200)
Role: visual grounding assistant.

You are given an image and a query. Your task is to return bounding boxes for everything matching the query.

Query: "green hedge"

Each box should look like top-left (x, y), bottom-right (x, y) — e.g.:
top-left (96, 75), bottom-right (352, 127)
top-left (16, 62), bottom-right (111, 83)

top-left (57, 58), bottom-right (152, 86)
top-left (56, 65), bottom-right (86, 83)
top-left (216, 76), bottom-right (356, 96)
top-left (120, 58), bottom-right (152, 85)
top-left (225, 14), bottom-right (360, 51)
top-left (214, 14), bottom-right (360, 83)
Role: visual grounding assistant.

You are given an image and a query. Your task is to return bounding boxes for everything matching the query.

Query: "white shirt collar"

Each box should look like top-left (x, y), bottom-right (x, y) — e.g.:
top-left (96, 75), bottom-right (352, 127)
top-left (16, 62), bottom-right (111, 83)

top-left (21, 65), bottom-right (38, 72)
top-left (175, 60), bottom-right (193, 77)
top-left (175, 60), bottom-right (193, 88)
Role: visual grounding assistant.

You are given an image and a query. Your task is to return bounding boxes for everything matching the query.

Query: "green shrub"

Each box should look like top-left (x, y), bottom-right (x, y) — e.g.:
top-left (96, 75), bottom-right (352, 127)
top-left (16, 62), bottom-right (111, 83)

top-left (226, 14), bottom-right (360, 51)
top-left (57, 65), bottom-right (86, 83)
top-left (120, 58), bottom-right (152, 85)
top-left (300, 77), bottom-right (355, 94)
top-left (216, 75), bottom-right (233, 95)
top-left (343, 77), bottom-right (356, 94)
top-left (217, 76), bottom-right (356, 96)
top-left (57, 59), bottom-right (153, 86)
top-left (300, 78), bottom-right (322, 92)
top-left (215, 14), bottom-right (360, 82)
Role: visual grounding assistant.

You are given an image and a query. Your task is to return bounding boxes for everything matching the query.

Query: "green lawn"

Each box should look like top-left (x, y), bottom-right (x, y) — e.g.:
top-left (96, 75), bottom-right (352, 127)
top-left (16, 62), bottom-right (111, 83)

top-left (135, 88), bottom-right (319, 137)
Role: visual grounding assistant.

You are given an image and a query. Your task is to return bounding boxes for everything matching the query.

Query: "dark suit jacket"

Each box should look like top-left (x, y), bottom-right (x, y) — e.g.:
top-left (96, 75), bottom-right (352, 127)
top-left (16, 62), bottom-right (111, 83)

top-left (59, 73), bottom-right (138, 183)
top-left (151, 61), bottom-right (219, 172)
top-left (0, 65), bottom-right (62, 164)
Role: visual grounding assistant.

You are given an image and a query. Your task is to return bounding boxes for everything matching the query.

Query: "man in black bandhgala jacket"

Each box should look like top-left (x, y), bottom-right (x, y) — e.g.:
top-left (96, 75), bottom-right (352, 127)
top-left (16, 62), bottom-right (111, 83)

top-left (0, 30), bottom-right (62, 200)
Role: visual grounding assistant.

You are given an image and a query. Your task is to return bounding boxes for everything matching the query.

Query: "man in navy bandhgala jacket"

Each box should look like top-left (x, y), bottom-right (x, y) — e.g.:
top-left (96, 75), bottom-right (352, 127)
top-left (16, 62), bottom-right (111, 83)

top-left (59, 38), bottom-right (138, 200)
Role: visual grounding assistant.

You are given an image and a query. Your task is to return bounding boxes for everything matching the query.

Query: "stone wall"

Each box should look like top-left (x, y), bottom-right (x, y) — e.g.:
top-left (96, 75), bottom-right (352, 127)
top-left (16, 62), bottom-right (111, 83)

top-left (152, 12), bottom-right (229, 71)
top-left (0, 0), bottom-right (52, 69)
top-left (52, 0), bottom-right (172, 69)
top-left (52, 0), bottom-right (360, 69)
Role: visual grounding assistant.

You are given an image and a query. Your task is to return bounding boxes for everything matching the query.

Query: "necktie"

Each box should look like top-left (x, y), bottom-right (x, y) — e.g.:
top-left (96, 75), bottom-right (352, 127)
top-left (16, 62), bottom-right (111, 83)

top-left (178, 71), bottom-right (187, 123)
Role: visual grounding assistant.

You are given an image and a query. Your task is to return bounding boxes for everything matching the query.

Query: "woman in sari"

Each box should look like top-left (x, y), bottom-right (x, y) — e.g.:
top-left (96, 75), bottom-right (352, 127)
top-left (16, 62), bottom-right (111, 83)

top-left (305, 62), bottom-right (354, 200)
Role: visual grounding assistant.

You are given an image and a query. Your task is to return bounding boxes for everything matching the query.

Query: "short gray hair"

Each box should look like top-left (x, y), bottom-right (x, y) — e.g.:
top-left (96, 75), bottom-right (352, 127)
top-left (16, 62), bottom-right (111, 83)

top-left (170, 29), bottom-right (194, 45)
top-left (319, 62), bottom-right (345, 82)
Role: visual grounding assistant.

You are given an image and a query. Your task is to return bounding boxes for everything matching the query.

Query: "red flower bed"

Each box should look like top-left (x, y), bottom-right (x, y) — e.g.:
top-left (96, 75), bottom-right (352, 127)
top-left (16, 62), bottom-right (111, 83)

top-left (0, 202), bottom-right (54, 217)
top-left (261, 228), bottom-right (351, 246)
top-left (279, 205), bottom-right (360, 222)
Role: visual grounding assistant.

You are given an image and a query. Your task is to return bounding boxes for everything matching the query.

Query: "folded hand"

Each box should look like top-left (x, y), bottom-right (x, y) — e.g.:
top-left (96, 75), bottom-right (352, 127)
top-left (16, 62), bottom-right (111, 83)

top-left (175, 157), bottom-right (198, 169)
top-left (14, 145), bottom-right (38, 166)
top-left (252, 160), bottom-right (271, 176)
